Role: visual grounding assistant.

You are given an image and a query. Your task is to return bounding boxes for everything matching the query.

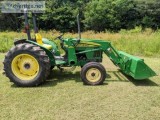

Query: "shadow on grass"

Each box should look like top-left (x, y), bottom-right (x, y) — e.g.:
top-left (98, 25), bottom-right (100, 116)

top-left (41, 70), bottom-right (109, 87)
top-left (120, 71), bottom-right (159, 86)
top-left (41, 70), bottom-right (82, 87)
top-left (11, 69), bottom-right (158, 88)
top-left (107, 70), bottom-right (129, 82)
top-left (11, 71), bottom-right (82, 88)
top-left (106, 69), bottom-right (158, 86)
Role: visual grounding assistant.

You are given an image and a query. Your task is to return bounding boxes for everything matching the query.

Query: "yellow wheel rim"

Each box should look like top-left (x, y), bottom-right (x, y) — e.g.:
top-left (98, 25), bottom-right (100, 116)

top-left (86, 68), bottom-right (101, 82)
top-left (11, 54), bottom-right (39, 81)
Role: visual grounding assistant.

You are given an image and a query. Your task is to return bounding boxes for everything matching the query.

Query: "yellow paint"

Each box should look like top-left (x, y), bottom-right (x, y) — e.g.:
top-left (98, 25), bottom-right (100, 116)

top-left (86, 68), bottom-right (101, 82)
top-left (77, 42), bottom-right (100, 47)
top-left (11, 54), bottom-right (39, 81)
top-left (42, 44), bottom-right (52, 49)
top-left (35, 33), bottom-right (52, 49)
top-left (35, 33), bottom-right (43, 45)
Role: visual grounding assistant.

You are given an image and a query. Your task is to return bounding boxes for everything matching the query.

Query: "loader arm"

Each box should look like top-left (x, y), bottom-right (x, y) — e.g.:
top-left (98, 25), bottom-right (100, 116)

top-left (89, 40), bottom-right (157, 80)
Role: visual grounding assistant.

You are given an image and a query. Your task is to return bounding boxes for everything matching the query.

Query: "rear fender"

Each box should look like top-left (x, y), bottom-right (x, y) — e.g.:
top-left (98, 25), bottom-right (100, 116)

top-left (14, 39), bottom-right (55, 66)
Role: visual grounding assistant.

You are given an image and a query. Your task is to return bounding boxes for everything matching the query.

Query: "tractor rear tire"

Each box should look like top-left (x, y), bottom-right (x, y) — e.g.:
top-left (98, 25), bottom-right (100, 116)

top-left (81, 62), bottom-right (106, 85)
top-left (3, 43), bottom-right (50, 87)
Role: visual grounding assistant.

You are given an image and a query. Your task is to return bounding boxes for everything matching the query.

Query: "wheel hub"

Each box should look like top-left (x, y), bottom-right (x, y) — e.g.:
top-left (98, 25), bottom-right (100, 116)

top-left (11, 54), bottom-right (39, 80)
top-left (86, 68), bottom-right (101, 82)
top-left (24, 63), bottom-right (31, 69)
top-left (91, 72), bottom-right (96, 77)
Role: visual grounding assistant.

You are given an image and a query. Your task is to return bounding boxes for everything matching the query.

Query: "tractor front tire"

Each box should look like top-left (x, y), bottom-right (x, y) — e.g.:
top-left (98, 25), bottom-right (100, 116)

top-left (81, 62), bottom-right (106, 85)
top-left (3, 43), bottom-right (50, 87)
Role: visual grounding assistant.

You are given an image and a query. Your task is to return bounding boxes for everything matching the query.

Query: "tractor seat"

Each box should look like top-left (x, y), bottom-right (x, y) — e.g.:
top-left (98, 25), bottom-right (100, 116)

top-left (35, 33), bottom-right (52, 50)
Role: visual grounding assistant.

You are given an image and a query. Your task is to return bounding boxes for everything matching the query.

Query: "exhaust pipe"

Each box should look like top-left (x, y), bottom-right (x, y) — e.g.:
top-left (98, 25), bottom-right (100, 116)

top-left (24, 8), bottom-right (31, 40)
top-left (77, 14), bottom-right (81, 40)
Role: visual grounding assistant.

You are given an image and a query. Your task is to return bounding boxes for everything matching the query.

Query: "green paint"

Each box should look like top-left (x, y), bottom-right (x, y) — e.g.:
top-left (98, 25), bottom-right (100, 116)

top-left (25, 37), bottom-right (156, 80)
top-left (26, 40), bottom-right (55, 66)
top-left (42, 38), bottom-right (60, 56)
top-left (55, 60), bottom-right (66, 65)
top-left (68, 47), bottom-right (77, 65)
top-left (118, 51), bottom-right (157, 79)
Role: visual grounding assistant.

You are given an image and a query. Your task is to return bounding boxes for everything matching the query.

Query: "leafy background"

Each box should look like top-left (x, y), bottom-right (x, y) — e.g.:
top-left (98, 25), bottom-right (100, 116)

top-left (0, 0), bottom-right (160, 32)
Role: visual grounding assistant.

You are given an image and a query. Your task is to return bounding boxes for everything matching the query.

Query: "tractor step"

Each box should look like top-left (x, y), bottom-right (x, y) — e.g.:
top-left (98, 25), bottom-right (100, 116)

top-left (55, 60), bottom-right (66, 65)
top-left (54, 56), bottom-right (67, 65)
top-left (118, 51), bottom-right (157, 80)
top-left (54, 56), bottom-right (65, 61)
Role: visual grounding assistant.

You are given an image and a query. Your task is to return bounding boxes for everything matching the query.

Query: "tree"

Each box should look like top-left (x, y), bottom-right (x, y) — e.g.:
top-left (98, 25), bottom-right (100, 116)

top-left (39, 0), bottom-right (89, 32)
top-left (0, 0), bottom-right (160, 32)
top-left (135, 0), bottom-right (160, 30)
top-left (84, 0), bottom-right (139, 32)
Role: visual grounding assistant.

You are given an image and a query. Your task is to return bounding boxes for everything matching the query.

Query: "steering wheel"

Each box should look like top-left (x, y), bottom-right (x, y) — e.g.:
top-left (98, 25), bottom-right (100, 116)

top-left (54, 33), bottom-right (64, 41)
top-left (54, 33), bottom-right (65, 50)
top-left (71, 39), bottom-right (80, 47)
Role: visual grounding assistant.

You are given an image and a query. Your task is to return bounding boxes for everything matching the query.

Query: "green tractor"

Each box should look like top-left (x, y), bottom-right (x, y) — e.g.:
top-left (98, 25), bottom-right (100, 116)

top-left (3, 10), bottom-right (156, 87)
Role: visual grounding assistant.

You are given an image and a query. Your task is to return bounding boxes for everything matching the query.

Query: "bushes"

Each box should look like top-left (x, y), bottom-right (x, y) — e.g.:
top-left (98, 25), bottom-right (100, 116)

top-left (0, 34), bottom-right (13, 52)
top-left (84, 0), bottom-right (138, 32)
top-left (0, 32), bottom-right (25, 52)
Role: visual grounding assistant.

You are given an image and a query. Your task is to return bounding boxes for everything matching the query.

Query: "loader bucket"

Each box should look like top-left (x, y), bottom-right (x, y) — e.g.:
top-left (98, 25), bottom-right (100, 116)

top-left (118, 51), bottom-right (157, 80)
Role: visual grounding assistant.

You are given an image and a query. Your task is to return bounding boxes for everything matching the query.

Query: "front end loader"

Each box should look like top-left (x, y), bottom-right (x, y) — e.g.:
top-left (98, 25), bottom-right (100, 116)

top-left (3, 10), bottom-right (157, 87)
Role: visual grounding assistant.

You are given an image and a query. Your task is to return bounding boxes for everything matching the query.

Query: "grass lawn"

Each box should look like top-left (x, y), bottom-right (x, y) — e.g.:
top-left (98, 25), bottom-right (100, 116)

top-left (0, 53), bottom-right (160, 120)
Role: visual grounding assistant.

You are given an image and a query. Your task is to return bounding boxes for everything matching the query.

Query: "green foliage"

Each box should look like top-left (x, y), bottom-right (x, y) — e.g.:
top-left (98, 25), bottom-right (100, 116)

top-left (84, 0), bottom-right (138, 31)
top-left (136, 0), bottom-right (160, 30)
top-left (0, 0), bottom-right (160, 32)
top-left (0, 13), bottom-right (22, 31)
top-left (39, 0), bottom-right (76, 32)
top-left (0, 35), bottom-right (13, 52)
top-left (37, 0), bottom-right (89, 32)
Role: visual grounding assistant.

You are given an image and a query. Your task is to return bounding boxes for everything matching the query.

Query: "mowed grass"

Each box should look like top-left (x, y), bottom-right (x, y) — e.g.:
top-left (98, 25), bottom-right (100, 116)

top-left (0, 53), bottom-right (160, 120)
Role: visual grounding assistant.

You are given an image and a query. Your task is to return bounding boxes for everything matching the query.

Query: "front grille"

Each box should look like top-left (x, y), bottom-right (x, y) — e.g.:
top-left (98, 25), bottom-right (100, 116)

top-left (94, 51), bottom-right (102, 57)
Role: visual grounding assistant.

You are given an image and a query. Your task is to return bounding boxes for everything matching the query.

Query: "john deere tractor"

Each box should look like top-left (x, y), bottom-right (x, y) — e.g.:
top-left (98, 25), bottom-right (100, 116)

top-left (3, 10), bottom-right (156, 87)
